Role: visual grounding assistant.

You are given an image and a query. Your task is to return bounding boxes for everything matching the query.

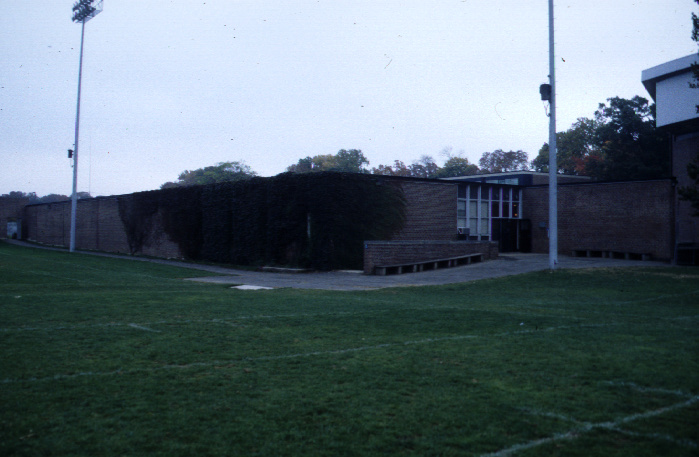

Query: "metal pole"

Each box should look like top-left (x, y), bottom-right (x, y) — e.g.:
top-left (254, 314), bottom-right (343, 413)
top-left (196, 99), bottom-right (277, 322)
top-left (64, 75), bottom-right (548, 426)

top-left (70, 19), bottom-right (86, 252)
top-left (548, 0), bottom-right (558, 270)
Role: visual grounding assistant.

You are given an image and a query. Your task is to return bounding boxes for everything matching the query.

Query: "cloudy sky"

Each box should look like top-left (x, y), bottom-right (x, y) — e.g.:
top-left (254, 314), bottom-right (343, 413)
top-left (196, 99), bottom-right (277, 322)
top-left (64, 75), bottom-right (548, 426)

top-left (1, 1), bottom-right (696, 197)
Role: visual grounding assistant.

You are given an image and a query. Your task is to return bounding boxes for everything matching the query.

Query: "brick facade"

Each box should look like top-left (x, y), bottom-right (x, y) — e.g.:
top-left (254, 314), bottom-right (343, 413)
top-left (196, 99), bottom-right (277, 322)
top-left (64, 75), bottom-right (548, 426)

top-left (3, 175), bottom-right (678, 265)
top-left (523, 179), bottom-right (674, 260)
top-left (673, 133), bottom-right (699, 244)
top-left (21, 197), bottom-right (182, 258)
top-left (0, 197), bottom-right (30, 238)
top-left (392, 180), bottom-right (457, 241)
top-left (364, 240), bottom-right (498, 274)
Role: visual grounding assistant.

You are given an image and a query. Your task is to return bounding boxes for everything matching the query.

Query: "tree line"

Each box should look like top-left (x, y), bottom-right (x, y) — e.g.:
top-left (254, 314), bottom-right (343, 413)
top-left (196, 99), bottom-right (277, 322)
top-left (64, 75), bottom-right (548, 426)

top-left (160, 95), bottom-right (670, 189)
top-left (0, 94), bottom-right (678, 197)
top-left (1, 191), bottom-right (91, 203)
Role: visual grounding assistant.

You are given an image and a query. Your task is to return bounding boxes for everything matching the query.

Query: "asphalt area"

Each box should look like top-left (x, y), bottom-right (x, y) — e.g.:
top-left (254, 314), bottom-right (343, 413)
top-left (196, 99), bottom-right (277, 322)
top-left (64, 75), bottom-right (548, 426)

top-left (5, 240), bottom-right (670, 291)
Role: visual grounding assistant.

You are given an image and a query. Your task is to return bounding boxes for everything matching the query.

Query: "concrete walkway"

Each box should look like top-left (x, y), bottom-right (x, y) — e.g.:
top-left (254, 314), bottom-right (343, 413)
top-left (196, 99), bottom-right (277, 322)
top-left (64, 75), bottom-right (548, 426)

top-left (184, 254), bottom-right (671, 291)
top-left (4, 240), bottom-right (670, 291)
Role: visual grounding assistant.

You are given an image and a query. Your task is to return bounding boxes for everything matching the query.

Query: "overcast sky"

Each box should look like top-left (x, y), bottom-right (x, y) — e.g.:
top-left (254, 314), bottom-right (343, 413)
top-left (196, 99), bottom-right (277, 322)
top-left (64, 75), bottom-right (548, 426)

top-left (1, 1), bottom-right (696, 197)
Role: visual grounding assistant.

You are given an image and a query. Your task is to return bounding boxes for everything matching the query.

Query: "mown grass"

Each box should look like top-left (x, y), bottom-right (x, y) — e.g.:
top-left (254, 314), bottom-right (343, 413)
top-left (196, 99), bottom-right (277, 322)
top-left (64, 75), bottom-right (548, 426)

top-left (1, 241), bottom-right (698, 456)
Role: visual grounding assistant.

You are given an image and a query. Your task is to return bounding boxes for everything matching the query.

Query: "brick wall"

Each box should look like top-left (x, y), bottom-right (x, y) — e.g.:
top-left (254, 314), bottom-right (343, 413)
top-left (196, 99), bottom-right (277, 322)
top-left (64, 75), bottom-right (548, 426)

top-left (673, 133), bottom-right (699, 244)
top-left (0, 197), bottom-right (31, 238)
top-left (363, 240), bottom-right (498, 274)
top-left (523, 179), bottom-right (674, 260)
top-left (392, 180), bottom-right (457, 241)
top-left (22, 197), bottom-right (182, 258)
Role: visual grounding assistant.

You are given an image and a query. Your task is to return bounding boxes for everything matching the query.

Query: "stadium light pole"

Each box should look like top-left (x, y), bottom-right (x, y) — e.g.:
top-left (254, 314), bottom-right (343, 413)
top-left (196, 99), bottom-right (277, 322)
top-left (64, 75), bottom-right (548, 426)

top-left (69, 0), bottom-right (103, 252)
top-left (547, 0), bottom-right (558, 270)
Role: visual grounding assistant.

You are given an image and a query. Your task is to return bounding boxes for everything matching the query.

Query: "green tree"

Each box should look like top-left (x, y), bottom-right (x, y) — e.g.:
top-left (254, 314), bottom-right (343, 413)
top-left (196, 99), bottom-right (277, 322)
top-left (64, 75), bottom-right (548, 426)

top-left (591, 96), bottom-right (669, 180)
top-left (532, 118), bottom-right (598, 175)
top-left (286, 149), bottom-right (369, 173)
top-left (691, 0), bottom-right (699, 112)
top-left (680, 2), bottom-right (699, 209)
top-left (679, 154), bottom-right (699, 215)
top-left (408, 155), bottom-right (441, 178)
top-left (162, 161), bottom-right (256, 188)
top-left (371, 160), bottom-right (412, 176)
top-left (1, 191), bottom-right (38, 201)
top-left (478, 149), bottom-right (529, 173)
top-left (435, 156), bottom-right (479, 178)
top-left (533, 97), bottom-right (669, 181)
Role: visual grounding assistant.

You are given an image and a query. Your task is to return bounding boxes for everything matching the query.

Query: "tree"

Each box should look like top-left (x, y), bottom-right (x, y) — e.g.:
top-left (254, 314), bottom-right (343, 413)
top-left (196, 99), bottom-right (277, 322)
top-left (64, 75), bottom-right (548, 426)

top-left (691, 0), bottom-right (699, 112)
top-left (334, 149), bottom-right (370, 173)
top-left (532, 118), bottom-right (598, 175)
top-left (371, 160), bottom-right (412, 176)
top-left (408, 155), bottom-right (440, 178)
top-left (532, 96), bottom-right (669, 181)
top-left (679, 152), bottom-right (699, 215)
top-left (591, 96), bottom-right (669, 180)
top-left (478, 150), bottom-right (529, 173)
top-left (286, 149), bottom-right (369, 174)
top-left (435, 156), bottom-right (479, 178)
top-left (1, 191), bottom-right (38, 201)
top-left (161, 161), bottom-right (256, 188)
top-left (680, 1), bottom-right (699, 210)
top-left (37, 194), bottom-right (70, 203)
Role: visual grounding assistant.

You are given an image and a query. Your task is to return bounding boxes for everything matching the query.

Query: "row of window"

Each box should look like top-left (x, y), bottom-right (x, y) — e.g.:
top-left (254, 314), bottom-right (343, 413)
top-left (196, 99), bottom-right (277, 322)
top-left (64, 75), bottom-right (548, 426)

top-left (457, 184), bottom-right (521, 239)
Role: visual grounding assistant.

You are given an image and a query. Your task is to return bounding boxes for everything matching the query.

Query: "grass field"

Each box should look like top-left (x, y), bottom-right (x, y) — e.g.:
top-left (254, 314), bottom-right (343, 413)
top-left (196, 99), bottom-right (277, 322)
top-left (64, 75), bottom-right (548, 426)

top-left (1, 241), bottom-right (698, 456)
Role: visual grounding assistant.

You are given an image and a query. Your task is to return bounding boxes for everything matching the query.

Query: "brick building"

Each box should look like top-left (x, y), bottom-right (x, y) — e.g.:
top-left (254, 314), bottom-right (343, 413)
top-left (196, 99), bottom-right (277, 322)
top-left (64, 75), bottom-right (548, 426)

top-left (642, 54), bottom-right (699, 263)
top-left (2, 55), bottom-right (697, 269)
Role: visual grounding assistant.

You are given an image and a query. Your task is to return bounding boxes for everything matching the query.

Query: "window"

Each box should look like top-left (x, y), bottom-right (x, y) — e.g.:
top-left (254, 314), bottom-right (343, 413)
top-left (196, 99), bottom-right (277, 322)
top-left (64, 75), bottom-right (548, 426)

top-left (456, 183), bottom-right (520, 240)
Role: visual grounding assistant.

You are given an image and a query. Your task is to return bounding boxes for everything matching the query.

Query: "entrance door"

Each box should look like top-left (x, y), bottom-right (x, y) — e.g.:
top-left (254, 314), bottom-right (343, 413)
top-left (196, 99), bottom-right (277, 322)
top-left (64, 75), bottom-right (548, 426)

top-left (492, 219), bottom-right (532, 253)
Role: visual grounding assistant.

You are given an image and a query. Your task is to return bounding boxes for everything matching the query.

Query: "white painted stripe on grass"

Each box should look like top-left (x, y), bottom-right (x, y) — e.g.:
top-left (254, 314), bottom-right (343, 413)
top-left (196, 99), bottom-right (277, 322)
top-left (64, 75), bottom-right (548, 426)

top-left (606, 426), bottom-right (698, 449)
top-left (601, 381), bottom-right (693, 398)
top-left (127, 323), bottom-right (160, 333)
top-left (0, 323), bottom-right (617, 384)
top-left (480, 396), bottom-right (699, 456)
top-left (0, 305), bottom-right (603, 333)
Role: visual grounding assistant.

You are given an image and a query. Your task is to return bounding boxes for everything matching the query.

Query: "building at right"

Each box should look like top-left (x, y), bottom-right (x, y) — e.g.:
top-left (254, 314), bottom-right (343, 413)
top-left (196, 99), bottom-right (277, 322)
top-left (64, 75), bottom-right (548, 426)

top-left (643, 54), bottom-right (699, 264)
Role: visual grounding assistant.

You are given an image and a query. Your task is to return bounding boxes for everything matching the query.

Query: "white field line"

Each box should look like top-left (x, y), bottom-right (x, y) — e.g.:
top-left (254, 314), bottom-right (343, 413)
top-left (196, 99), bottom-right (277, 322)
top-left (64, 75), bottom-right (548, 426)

top-left (606, 426), bottom-right (698, 449)
top-left (0, 305), bottom-right (596, 334)
top-left (600, 381), bottom-right (693, 398)
top-left (127, 323), bottom-right (160, 333)
top-left (0, 324), bottom-right (614, 384)
top-left (0, 319), bottom-right (246, 333)
top-left (484, 384), bottom-right (698, 457)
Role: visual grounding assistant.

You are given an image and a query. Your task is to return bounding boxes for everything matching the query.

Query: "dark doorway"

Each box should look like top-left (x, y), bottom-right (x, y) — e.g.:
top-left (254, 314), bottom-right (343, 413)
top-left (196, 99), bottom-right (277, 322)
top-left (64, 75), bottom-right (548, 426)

top-left (492, 219), bottom-right (532, 253)
top-left (492, 219), bottom-right (518, 253)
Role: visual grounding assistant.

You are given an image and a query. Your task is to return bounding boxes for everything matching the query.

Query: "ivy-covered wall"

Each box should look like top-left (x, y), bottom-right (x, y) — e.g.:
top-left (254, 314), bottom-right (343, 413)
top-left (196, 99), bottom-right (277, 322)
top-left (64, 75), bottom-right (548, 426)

top-left (118, 172), bottom-right (406, 270)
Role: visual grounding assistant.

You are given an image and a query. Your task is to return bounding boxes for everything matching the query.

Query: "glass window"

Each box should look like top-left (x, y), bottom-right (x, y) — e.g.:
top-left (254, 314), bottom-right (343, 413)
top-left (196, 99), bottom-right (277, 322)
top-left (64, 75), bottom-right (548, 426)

top-left (491, 201), bottom-right (500, 218)
top-left (502, 202), bottom-right (510, 218)
top-left (480, 201), bottom-right (489, 218)
top-left (457, 200), bottom-right (466, 218)
top-left (512, 189), bottom-right (520, 201)
top-left (469, 185), bottom-right (479, 201)
top-left (469, 218), bottom-right (478, 235)
top-left (512, 202), bottom-right (520, 218)
top-left (469, 201), bottom-right (477, 216)
top-left (480, 218), bottom-right (489, 235)
top-left (458, 184), bottom-right (467, 199)
top-left (502, 188), bottom-right (510, 201)
top-left (491, 187), bottom-right (500, 200)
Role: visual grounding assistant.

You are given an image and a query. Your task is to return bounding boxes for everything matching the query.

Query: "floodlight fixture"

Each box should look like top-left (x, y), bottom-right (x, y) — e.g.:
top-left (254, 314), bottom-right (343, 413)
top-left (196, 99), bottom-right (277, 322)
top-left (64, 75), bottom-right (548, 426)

top-left (72, 0), bottom-right (103, 23)
top-left (69, 0), bottom-right (102, 252)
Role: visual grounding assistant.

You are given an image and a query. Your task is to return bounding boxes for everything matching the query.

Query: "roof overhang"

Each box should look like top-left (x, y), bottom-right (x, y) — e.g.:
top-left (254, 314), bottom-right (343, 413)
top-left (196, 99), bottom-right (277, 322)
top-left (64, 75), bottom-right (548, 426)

top-left (642, 54), bottom-right (698, 100)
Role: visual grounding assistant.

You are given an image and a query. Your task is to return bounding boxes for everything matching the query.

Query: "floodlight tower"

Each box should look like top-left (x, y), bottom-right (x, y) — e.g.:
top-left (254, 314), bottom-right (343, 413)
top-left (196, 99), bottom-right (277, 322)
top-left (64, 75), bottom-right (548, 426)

top-left (69, 0), bottom-right (103, 252)
top-left (547, 0), bottom-right (558, 270)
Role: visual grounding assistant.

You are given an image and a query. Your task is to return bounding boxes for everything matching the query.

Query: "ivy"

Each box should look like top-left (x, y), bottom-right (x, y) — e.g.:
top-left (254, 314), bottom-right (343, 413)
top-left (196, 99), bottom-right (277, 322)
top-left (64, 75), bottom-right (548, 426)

top-left (117, 172), bottom-right (406, 270)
